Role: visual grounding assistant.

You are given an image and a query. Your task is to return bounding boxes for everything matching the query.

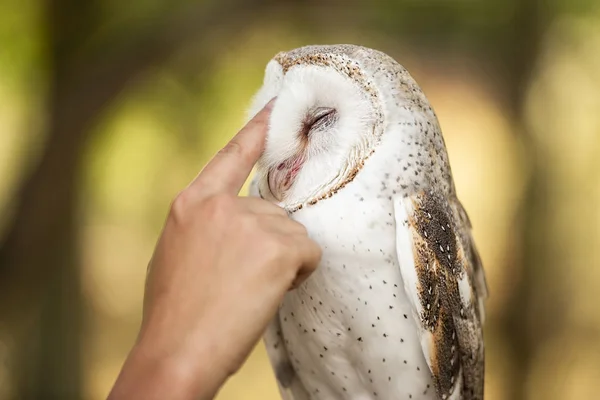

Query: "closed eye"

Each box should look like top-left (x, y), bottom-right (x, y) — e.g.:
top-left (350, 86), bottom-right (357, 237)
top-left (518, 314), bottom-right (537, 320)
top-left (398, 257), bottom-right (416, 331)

top-left (304, 107), bottom-right (337, 135)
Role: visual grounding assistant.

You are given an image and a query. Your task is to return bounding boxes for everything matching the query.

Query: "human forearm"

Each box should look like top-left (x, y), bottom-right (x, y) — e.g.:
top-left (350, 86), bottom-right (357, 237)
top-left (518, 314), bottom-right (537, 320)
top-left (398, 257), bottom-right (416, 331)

top-left (108, 336), bottom-right (228, 400)
top-left (107, 99), bottom-right (320, 400)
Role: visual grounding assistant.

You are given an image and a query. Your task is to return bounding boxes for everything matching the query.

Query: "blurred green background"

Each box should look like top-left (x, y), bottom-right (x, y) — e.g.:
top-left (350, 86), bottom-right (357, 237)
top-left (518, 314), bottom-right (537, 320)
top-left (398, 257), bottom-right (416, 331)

top-left (0, 0), bottom-right (599, 399)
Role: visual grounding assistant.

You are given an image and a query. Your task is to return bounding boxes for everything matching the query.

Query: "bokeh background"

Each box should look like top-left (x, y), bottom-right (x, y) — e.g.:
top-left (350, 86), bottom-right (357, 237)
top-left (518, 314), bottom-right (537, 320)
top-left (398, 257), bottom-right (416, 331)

top-left (0, 0), bottom-right (599, 399)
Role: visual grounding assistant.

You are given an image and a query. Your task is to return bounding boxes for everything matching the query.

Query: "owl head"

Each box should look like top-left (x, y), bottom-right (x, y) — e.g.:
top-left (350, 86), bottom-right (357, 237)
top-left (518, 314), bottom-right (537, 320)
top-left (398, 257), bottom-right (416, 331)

top-left (247, 44), bottom-right (443, 212)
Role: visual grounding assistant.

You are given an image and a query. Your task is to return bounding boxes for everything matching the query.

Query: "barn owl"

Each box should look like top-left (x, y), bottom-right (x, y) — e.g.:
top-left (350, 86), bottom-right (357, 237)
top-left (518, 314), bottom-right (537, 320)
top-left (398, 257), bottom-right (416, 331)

top-left (246, 44), bottom-right (488, 400)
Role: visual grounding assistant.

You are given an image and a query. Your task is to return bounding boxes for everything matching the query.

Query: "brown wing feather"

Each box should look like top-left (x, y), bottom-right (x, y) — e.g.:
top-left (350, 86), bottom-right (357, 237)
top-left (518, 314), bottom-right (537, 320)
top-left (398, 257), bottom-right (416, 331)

top-left (394, 191), bottom-right (486, 400)
top-left (452, 198), bottom-right (489, 319)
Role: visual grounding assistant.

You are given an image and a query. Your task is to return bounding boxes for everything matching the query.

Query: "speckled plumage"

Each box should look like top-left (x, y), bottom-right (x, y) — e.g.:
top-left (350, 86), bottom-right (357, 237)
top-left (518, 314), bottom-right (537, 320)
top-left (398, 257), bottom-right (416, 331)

top-left (247, 44), bottom-right (488, 400)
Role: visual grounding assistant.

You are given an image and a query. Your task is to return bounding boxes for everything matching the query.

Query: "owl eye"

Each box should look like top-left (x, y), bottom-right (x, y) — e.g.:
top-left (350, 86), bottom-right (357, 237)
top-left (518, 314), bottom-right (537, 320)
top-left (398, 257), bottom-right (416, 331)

top-left (304, 107), bottom-right (337, 135)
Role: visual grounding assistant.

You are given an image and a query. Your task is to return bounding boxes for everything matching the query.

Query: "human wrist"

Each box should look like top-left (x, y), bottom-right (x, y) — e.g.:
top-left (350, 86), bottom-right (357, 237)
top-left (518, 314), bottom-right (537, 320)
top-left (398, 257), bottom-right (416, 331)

top-left (109, 330), bottom-right (229, 400)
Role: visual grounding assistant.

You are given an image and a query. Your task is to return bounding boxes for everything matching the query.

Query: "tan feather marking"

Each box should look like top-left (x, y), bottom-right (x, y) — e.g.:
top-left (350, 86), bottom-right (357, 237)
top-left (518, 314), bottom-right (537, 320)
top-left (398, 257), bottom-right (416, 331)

top-left (405, 191), bottom-right (477, 399)
top-left (409, 228), bottom-right (461, 398)
top-left (289, 149), bottom-right (374, 212)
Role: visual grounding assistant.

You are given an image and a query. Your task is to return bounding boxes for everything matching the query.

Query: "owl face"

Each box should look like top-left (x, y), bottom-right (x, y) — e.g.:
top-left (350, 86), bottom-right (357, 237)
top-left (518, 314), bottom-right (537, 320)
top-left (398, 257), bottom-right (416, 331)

top-left (247, 45), bottom-right (387, 211)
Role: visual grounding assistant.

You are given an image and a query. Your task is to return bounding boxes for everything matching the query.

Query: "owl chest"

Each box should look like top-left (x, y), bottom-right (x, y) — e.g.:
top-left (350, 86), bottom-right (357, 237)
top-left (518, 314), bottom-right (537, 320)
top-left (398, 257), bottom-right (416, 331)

top-left (279, 195), bottom-right (406, 348)
top-left (276, 201), bottom-right (436, 399)
top-left (281, 199), bottom-right (402, 338)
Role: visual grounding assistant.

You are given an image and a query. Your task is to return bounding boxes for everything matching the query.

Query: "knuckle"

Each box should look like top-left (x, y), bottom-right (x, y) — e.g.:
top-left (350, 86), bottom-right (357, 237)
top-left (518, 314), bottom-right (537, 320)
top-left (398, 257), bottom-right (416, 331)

top-left (261, 236), bottom-right (303, 283)
top-left (204, 192), bottom-right (232, 209)
top-left (169, 189), bottom-right (196, 223)
top-left (293, 221), bottom-right (308, 235)
top-left (263, 235), bottom-right (289, 261)
top-left (219, 140), bottom-right (250, 162)
top-left (315, 245), bottom-right (323, 261)
top-left (238, 212), bottom-right (259, 232)
top-left (202, 193), bottom-right (236, 218)
top-left (261, 202), bottom-right (287, 218)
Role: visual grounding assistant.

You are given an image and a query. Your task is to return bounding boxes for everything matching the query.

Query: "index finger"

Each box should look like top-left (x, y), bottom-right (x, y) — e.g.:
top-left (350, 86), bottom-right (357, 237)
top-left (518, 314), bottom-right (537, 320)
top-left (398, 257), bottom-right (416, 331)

top-left (191, 98), bottom-right (276, 196)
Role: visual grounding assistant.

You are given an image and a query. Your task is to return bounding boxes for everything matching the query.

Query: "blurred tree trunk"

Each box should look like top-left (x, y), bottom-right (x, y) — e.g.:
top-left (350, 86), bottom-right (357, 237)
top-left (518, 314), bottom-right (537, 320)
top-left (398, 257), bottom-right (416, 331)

top-left (0, 0), bottom-right (275, 398)
top-left (0, 0), bottom-right (100, 397)
top-left (497, 1), bottom-right (555, 399)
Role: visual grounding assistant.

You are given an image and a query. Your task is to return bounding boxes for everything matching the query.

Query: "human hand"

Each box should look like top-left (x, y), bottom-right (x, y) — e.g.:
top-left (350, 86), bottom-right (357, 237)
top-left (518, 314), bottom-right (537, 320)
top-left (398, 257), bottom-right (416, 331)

top-left (108, 99), bottom-right (322, 400)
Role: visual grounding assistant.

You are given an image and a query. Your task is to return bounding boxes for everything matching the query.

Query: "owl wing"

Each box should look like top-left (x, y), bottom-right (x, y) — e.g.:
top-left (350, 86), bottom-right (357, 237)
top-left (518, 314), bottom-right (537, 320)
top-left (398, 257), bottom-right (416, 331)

top-left (263, 315), bottom-right (311, 400)
top-left (393, 191), bottom-right (486, 400)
